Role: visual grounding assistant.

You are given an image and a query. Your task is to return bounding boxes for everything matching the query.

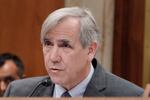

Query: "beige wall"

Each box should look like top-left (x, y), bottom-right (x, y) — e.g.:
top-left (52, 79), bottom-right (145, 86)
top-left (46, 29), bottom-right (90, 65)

top-left (143, 0), bottom-right (150, 86)
top-left (65, 0), bottom-right (115, 71)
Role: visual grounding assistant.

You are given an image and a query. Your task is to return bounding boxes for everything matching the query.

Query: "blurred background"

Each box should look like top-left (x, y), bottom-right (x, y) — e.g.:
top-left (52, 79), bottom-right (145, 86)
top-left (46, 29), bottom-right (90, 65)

top-left (0, 0), bottom-right (149, 88)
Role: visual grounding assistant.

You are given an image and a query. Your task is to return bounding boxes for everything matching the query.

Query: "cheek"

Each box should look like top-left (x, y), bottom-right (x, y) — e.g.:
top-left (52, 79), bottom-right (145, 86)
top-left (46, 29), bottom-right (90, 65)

top-left (43, 51), bottom-right (50, 66)
top-left (63, 50), bottom-right (88, 71)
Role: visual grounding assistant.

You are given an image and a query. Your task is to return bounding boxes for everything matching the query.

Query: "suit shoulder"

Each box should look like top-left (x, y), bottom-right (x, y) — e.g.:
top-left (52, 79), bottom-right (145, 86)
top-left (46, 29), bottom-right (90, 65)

top-left (4, 76), bottom-right (51, 96)
top-left (105, 72), bottom-right (144, 96)
top-left (12, 76), bottom-right (49, 85)
top-left (91, 59), bottom-right (144, 96)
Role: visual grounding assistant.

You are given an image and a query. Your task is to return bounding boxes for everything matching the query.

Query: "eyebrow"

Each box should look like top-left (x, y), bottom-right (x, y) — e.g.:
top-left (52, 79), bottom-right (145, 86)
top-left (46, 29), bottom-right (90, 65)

top-left (42, 38), bottom-right (52, 44)
top-left (43, 38), bottom-right (73, 45)
top-left (58, 39), bottom-right (70, 43)
top-left (43, 38), bottom-right (51, 41)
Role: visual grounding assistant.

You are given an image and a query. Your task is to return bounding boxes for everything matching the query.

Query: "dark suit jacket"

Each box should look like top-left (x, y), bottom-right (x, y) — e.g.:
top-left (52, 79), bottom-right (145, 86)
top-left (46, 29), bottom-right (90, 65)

top-left (4, 58), bottom-right (143, 97)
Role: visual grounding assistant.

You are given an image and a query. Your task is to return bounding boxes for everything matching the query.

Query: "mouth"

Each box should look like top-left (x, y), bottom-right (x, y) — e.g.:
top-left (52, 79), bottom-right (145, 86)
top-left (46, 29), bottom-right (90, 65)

top-left (49, 68), bottom-right (63, 73)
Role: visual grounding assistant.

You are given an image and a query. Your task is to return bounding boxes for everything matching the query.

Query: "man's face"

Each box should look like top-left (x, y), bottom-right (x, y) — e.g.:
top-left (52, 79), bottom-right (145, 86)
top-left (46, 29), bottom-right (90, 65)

top-left (0, 60), bottom-right (20, 96)
top-left (43, 17), bottom-right (95, 90)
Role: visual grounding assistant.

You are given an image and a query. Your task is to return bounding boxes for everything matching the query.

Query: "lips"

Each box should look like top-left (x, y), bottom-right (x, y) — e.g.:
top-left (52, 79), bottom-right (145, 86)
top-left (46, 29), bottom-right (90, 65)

top-left (51, 69), bottom-right (60, 73)
top-left (48, 67), bottom-right (63, 73)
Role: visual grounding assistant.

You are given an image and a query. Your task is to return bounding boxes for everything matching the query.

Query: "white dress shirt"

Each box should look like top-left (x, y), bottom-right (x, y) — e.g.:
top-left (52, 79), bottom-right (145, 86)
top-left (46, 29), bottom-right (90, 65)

top-left (53, 63), bottom-right (94, 97)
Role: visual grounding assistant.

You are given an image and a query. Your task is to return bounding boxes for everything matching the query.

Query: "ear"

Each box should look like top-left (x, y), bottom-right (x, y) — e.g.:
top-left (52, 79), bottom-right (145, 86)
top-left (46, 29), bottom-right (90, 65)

top-left (87, 42), bottom-right (98, 62)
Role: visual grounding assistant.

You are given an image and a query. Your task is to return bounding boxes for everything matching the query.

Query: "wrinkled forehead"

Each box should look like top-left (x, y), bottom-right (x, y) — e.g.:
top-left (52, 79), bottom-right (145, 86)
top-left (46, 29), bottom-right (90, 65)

top-left (41, 17), bottom-right (80, 41)
top-left (0, 67), bottom-right (19, 81)
top-left (0, 60), bottom-right (18, 75)
top-left (41, 16), bottom-right (81, 43)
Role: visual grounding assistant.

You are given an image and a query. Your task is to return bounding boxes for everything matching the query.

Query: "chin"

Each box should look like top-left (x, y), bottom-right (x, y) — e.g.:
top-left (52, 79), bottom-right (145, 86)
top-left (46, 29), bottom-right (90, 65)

top-left (50, 77), bottom-right (63, 84)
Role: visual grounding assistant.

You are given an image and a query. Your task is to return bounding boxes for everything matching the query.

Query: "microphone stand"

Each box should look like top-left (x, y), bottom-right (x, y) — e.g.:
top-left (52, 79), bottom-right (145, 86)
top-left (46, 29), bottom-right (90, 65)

top-left (28, 79), bottom-right (51, 96)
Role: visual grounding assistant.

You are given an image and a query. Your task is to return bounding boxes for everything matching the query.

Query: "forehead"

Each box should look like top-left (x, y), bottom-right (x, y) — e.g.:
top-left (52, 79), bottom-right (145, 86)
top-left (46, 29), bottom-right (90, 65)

top-left (44, 17), bottom-right (80, 40)
top-left (0, 60), bottom-right (18, 78)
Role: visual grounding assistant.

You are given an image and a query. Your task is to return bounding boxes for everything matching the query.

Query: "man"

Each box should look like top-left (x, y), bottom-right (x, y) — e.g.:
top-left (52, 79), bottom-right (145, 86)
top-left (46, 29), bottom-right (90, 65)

top-left (4, 7), bottom-right (143, 97)
top-left (0, 53), bottom-right (24, 96)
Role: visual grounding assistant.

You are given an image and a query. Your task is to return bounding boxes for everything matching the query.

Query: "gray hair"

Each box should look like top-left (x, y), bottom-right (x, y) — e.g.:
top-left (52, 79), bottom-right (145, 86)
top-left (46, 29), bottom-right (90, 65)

top-left (41, 7), bottom-right (101, 48)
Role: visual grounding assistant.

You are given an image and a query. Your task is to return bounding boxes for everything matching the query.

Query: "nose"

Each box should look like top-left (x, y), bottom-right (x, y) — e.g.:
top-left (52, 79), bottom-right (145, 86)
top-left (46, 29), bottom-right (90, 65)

top-left (50, 46), bottom-right (61, 63)
top-left (0, 81), bottom-right (7, 95)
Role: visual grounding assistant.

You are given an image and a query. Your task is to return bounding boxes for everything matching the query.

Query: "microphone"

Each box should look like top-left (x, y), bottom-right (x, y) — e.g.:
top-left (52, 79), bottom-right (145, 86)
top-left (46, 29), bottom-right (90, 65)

top-left (41, 79), bottom-right (51, 87)
top-left (28, 79), bottom-right (51, 96)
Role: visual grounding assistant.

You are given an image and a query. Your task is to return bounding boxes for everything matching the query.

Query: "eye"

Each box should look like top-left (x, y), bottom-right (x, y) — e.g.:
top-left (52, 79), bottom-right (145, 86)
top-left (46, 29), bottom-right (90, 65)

top-left (60, 42), bottom-right (72, 48)
top-left (4, 76), bottom-right (14, 83)
top-left (43, 40), bottom-right (53, 47)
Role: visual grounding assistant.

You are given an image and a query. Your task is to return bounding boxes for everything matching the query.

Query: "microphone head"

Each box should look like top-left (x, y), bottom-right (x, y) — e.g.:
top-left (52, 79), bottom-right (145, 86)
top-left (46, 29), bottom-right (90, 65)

top-left (41, 79), bottom-right (51, 87)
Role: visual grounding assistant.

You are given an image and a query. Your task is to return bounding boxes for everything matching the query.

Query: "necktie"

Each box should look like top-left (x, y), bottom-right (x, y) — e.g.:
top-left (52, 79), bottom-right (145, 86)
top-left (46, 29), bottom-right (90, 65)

top-left (61, 91), bottom-right (71, 97)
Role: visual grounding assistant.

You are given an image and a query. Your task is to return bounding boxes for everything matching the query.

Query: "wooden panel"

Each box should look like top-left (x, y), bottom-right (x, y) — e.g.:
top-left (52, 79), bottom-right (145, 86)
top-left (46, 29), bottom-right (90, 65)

top-left (143, 0), bottom-right (150, 86)
top-left (0, 0), bottom-right (64, 77)
top-left (113, 0), bottom-right (145, 86)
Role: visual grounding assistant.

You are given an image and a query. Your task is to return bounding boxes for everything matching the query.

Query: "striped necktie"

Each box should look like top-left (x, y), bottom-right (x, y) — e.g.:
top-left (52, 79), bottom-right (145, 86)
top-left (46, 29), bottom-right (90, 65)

top-left (61, 91), bottom-right (71, 97)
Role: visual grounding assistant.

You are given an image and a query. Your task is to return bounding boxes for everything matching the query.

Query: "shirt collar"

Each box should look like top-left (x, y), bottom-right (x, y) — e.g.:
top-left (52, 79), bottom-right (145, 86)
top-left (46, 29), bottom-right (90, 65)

top-left (53, 63), bottom-right (94, 97)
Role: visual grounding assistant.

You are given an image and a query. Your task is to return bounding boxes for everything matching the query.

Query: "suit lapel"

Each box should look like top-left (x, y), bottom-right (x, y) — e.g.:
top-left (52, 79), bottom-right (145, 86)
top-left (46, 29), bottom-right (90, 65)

top-left (83, 82), bottom-right (105, 97)
top-left (83, 58), bottom-right (106, 97)
top-left (34, 83), bottom-right (54, 97)
top-left (31, 76), bottom-right (55, 97)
